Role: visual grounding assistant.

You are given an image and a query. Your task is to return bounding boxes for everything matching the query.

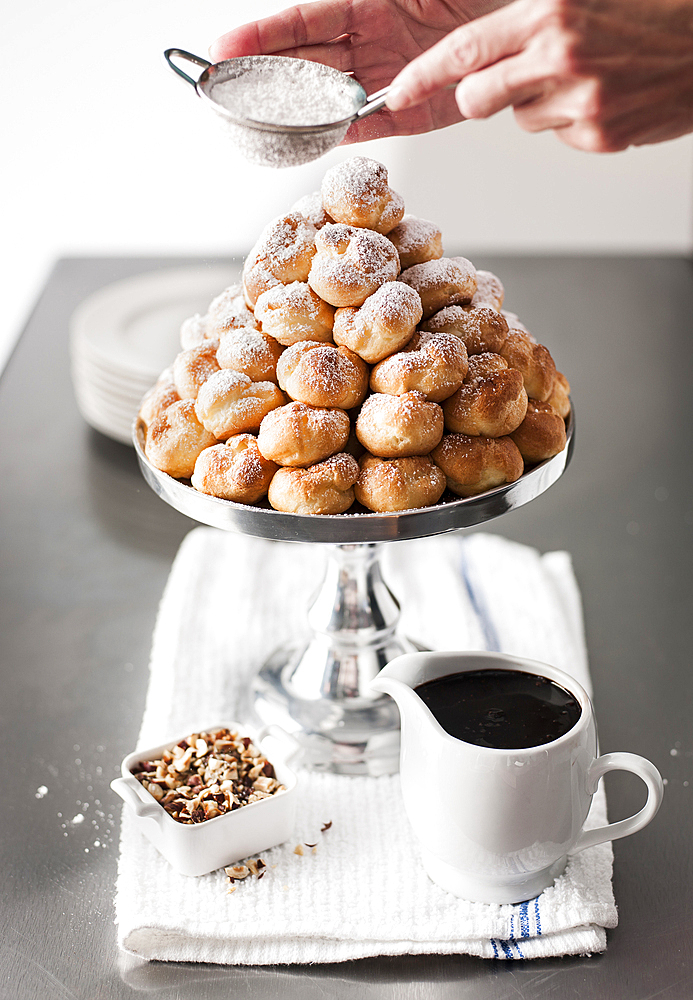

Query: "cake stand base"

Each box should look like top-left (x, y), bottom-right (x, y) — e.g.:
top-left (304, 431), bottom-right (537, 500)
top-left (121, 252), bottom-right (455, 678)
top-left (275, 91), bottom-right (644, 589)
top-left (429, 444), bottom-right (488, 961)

top-left (243, 542), bottom-right (419, 775)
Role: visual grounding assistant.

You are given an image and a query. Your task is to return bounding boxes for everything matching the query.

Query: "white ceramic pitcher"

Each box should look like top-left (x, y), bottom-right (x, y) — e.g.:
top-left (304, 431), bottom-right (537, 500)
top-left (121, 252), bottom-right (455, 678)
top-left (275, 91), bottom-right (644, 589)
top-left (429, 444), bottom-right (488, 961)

top-left (370, 651), bottom-right (664, 904)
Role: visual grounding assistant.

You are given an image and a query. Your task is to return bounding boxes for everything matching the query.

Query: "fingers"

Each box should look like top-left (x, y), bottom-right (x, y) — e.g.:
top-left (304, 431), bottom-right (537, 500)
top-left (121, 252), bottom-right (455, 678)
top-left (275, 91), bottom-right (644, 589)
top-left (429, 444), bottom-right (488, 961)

top-left (512, 73), bottom-right (693, 151)
top-left (210, 0), bottom-right (351, 62)
top-left (386, 0), bottom-right (537, 112)
top-left (553, 98), bottom-right (693, 152)
top-left (454, 56), bottom-right (549, 119)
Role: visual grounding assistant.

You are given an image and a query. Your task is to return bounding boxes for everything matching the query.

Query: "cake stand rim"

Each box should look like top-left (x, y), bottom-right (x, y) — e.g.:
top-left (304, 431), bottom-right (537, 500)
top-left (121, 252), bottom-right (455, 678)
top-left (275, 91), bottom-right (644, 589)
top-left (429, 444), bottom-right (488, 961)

top-left (133, 409), bottom-right (574, 544)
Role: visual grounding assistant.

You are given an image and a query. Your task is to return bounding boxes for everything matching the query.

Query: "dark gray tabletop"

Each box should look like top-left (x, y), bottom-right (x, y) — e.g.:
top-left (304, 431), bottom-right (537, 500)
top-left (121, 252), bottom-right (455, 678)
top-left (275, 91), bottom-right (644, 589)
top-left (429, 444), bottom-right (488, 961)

top-left (1, 255), bottom-right (691, 999)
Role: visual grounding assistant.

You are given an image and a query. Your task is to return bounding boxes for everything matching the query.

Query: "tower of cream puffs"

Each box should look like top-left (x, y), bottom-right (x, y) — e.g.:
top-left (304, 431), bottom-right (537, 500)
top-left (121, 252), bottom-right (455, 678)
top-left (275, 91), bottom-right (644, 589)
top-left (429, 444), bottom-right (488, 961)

top-left (139, 156), bottom-right (569, 514)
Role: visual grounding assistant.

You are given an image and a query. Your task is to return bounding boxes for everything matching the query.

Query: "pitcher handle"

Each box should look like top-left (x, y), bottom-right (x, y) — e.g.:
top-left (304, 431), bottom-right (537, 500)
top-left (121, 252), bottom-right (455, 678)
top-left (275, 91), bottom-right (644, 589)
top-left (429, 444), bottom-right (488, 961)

top-left (571, 752), bottom-right (664, 854)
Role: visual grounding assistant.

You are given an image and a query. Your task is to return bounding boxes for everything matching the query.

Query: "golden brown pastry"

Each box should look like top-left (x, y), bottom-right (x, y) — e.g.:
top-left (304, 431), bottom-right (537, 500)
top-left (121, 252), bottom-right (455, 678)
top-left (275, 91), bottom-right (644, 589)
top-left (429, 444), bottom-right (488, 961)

top-left (257, 402), bottom-right (350, 467)
top-left (139, 371), bottom-right (180, 430)
top-left (354, 454), bottom-right (446, 511)
top-left (194, 369), bottom-right (286, 440)
top-left (144, 399), bottom-right (216, 479)
top-left (206, 285), bottom-right (259, 337)
top-left (332, 281), bottom-right (423, 363)
top-left (431, 433), bottom-right (524, 497)
top-left (502, 310), bottom-right (535, 340)
top-left (179, 313), bottom-right (211, 350)
top-left (443, 353), bottom-right (528, 437)
top-left (307, 224), bottom-right (400, 307)
top-left (243, 212), bottom-right (318, 307)
top-left (172, 343), bottom-right (221, 400)
top-left (291, 191), bottom-right (333, 230)
top-left (510, 400), bottom-right (567, 463)
top-left (215, 326), bottom-right (284, 384)
top-left (548, 371), bottom-right (571, 419)
top-left (321, 156), bottom-right (405, 235)
top-left (277, 341), bottom-right (370, 409)
top-left (387, 215), bottom-right (443, 269)
top-left (254, 282), bottom-right (335, 346)
top-left (399, 257), bottom-right (477, 320)
top-left (471, 270), bottom-right (504, 311)
top-left (422, 304), bottom-right (508, 356)
top-left (268, 453), bottom-right (360, 514)
top-left (369, 331), bottom-right (468, 402)
top-left (499, 330), bottom-right (557, 401)
top-left (355, 391), bottom-right (444, 458)
top-left (191, 435), bottom-right (278, 503)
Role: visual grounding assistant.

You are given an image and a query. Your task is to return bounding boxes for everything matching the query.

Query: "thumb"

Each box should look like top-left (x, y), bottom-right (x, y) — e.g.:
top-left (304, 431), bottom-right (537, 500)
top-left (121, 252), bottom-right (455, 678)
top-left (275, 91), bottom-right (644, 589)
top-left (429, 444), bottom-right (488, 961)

top-left (387, 0), bottom-right (535, 111)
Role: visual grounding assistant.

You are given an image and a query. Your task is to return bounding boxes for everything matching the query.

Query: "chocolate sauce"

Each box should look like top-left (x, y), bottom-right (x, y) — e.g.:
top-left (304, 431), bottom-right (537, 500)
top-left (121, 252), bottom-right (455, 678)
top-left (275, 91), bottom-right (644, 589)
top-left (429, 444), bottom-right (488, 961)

top-left (415, 669), bottom-right (581, 749)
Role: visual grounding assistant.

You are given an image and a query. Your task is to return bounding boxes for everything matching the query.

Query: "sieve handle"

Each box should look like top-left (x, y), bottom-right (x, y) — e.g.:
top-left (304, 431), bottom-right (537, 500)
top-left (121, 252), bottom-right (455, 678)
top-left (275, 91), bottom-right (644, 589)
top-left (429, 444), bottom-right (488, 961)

top-left (356, 86), bottom-right (391, 120)
top-left (356, 81), bottom-right (461, 120)
top-left (164, 48), bottom-right (212, 90)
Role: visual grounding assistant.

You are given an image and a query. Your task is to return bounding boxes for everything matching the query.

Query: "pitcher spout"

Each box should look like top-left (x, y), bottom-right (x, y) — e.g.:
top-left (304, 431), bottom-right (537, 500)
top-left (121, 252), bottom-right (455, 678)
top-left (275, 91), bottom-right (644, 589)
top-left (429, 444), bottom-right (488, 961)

top-left (369, 653), bottom-right (436, 727)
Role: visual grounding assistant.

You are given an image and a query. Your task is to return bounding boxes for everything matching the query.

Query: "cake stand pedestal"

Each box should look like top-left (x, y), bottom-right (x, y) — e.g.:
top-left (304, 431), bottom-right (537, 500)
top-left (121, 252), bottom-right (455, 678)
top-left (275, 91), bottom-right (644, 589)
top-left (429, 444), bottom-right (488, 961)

top-left (135, 415), bottom-right (573, 774)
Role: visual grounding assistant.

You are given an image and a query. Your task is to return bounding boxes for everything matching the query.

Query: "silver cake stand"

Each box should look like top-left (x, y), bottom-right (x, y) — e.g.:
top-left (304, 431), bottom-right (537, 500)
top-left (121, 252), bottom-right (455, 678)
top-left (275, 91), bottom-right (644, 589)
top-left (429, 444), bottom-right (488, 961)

top-left (134, 415), bottom-right (574, 774)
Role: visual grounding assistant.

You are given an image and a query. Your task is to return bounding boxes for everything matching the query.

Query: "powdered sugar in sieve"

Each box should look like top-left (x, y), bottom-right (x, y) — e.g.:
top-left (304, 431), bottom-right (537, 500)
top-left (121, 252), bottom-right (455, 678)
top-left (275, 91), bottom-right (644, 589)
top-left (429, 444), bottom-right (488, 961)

top-left (165, 50), bottom-right (390, 168)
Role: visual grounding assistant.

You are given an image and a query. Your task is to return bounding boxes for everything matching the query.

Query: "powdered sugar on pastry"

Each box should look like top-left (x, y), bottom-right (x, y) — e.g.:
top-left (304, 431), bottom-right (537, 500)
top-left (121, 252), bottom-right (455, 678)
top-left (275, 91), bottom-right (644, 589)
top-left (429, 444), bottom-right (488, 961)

top-left (255, 281), bottom-right (335, 346)
top-left (308, 224), bottom-right (400, 307)
top-left (207, 286), bottom-right (259, 336)
top-left (321, 157), bottom-right (405, 235)
top-left (180, 313), bottom-right (210, 350)
top-left (277, 341), bottom-right (369, 409)
top-left (191, 435), bottom-right (278, 503)
top-left (291, 191), bottom-right (333, 230)
top-left (332, 281), bottom-right (422, 363)
top-left (399, 257), bottom-right (477, 319)
top-left (423, 303), bottom-right (509, 355)
top-left (216, 326), bottom-right (284, 383)
top-left (268, 452), bottom-right (360, 514)
top-left (243, 212), bottom-right (318, 307)
top-left (356, 391), bottom-right (444, 458)
top-left (173, 342), bottom-right (221, 400)
top-left (472, 270), bottom-right (505, 311)
top-left (194, 369), bottom-right (286, 439)
top-left (387, 215), bottom-right (443, 269)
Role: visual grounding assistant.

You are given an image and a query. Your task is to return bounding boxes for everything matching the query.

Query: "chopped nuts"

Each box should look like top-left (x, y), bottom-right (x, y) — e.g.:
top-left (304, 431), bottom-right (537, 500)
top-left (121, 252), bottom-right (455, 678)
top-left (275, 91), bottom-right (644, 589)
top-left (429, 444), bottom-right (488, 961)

top-left (225, 864), bottom-right (250, 880)
top-left (225, 857), bottom-right (266, 886)
top-left (131, 728), bottom-right (285, 824)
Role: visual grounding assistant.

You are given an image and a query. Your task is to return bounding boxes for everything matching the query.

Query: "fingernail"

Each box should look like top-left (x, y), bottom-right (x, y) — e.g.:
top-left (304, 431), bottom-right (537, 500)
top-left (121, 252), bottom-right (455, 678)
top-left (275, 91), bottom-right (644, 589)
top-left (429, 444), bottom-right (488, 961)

top-left (386, 85), bottom-right (411, 112)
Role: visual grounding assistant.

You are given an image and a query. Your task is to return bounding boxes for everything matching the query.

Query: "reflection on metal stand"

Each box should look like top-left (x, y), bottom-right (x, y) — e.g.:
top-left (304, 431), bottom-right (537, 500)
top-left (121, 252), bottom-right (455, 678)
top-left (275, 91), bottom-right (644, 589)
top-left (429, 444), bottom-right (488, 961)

top-left (247, 542), bottom-right (418, 775)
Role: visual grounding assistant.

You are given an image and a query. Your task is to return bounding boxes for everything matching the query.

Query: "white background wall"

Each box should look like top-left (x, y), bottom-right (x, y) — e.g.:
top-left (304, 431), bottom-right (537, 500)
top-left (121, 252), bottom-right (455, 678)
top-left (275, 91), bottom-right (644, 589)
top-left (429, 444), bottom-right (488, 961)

top-left (3, 0), bottom-right (693, 372)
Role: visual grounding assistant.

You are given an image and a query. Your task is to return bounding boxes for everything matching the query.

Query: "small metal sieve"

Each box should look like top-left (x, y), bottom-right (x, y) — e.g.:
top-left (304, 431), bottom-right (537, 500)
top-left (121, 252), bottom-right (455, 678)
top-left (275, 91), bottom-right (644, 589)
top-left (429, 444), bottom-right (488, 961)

top-left (164, 49), bottom-right (390, 168)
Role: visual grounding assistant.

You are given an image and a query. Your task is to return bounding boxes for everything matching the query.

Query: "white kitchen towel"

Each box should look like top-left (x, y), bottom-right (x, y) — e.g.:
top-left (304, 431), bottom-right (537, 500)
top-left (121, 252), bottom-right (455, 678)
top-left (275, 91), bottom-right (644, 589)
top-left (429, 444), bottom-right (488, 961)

top-left (115, 528), bottom-right (617, 963)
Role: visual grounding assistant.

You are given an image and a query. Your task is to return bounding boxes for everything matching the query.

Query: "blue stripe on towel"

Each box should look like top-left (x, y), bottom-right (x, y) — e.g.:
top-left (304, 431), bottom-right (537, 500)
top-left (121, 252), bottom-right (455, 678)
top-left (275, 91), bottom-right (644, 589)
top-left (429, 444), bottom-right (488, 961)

top-left (459, 548), bottom-right (502, 652)
top-left (535, 897), bottom-right (542, 935)
top-left (492, 935), bottom-right (525, 961)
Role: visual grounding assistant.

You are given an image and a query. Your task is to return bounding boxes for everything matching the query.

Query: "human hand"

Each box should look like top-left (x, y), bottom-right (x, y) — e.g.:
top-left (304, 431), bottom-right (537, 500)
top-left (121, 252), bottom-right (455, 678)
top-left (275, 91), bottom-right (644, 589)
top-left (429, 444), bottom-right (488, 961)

top-left (209, 0), bottom-right (503, 142)
top-left (386, 0), bottom-right (693, 151)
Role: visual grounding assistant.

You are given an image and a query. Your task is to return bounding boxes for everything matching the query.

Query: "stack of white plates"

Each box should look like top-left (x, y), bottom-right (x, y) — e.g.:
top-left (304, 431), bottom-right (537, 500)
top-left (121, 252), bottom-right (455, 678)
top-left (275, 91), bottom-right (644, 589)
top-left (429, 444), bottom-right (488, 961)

top-left (70, 265), bottom-right (239, 445)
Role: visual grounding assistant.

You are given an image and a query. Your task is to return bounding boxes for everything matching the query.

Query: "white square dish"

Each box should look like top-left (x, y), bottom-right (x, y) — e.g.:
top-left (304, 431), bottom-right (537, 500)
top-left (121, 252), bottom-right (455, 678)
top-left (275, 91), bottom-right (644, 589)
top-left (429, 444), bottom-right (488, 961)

top-left (111, 723), bottom-right (299, 876)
